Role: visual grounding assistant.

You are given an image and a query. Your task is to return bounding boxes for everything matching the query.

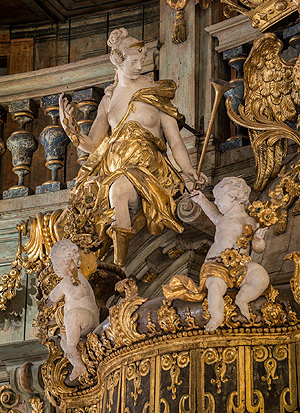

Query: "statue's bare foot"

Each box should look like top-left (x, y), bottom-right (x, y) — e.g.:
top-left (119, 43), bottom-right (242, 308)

top-left (69, 365), bottom-right (86, 381)
top-left (235, 299), bottom-right (250, 320)
top-left (205, 319), bottom-right (222, 332)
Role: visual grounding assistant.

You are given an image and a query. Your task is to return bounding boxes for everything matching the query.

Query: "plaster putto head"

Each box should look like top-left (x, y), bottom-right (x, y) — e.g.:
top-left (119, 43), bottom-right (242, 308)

top-left (50, 239), bottom-right (80, 277)
top-left (213, 177), bottom-right (251, 207)
top-left (107, 28), bottom-right (147, 67)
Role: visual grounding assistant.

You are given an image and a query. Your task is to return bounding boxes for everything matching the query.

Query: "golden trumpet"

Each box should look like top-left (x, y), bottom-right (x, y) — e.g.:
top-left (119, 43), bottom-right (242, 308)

top-left (194, 78), bottom-right (235, 189)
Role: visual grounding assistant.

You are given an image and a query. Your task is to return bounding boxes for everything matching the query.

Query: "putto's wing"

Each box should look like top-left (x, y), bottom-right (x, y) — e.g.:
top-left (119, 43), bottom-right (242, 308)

top-left (243, 33), bottom-right (297, 191)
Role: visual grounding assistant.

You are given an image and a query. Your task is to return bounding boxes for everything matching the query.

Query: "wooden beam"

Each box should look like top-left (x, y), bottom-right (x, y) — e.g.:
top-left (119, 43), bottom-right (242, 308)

top-left (20, 0), bottom-right (64, 22)
top-left (0, 40), bottom-right (158, 105)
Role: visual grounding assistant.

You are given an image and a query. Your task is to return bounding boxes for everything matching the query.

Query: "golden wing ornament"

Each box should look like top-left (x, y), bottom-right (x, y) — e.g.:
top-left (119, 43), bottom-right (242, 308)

top-left (242, 33), bottom-right (298, 191)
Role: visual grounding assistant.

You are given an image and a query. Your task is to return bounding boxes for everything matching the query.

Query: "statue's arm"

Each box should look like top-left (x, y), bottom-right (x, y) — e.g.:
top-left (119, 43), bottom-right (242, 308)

top-left (83, 97), bottom-right (110, 153)
top-left (49, 281), bottom-right (65, 303)
top-left (251, 227), bottom-right (267, 253)
top-left (160, 112), bottom-right (198, 182)
top-left (59, 94), bottom-right (110, 154)
top-left (191, 191), bottom-right (221, 225)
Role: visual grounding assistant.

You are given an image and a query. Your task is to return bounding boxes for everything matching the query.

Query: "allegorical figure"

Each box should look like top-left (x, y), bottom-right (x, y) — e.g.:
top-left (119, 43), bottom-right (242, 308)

top-left (49, 239), bottom-right (99, 380)
top-left (163, 177), bottom-right (269, 331)
top-left (58, 28), bottom-right (206, 268)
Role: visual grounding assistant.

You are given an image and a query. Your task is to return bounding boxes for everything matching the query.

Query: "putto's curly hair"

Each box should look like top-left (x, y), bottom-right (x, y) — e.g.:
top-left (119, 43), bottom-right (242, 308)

top-left (50, 239), bottom-right (79, 263)
top-left (213, 177), bottom-right (251, 205)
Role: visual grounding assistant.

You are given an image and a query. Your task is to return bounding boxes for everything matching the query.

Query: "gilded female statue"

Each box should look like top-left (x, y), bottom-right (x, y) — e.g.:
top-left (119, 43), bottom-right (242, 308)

top-left (59, 28), bottom-right (206, 268)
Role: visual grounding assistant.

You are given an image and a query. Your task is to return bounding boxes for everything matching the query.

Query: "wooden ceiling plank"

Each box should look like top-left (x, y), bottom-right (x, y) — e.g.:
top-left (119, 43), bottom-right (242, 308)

top-left (20, 0), bottom-right (65, 22)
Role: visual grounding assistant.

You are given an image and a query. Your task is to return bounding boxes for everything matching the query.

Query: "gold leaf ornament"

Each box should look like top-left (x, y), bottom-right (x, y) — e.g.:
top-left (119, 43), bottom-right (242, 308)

top-left (165, 0), bottom-right (189, 44)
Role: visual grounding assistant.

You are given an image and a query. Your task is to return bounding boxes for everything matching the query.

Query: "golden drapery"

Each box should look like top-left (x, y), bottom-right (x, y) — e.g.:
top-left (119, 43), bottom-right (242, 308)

top-left (72, 80), bottom-right (185, 236)
top-left (163, 261), bottom-right (247, 301)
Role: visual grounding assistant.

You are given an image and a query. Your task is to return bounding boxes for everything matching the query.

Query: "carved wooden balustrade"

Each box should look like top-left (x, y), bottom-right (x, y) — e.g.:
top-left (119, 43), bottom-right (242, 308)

top-left (0, 40), bottom-right (158, 200)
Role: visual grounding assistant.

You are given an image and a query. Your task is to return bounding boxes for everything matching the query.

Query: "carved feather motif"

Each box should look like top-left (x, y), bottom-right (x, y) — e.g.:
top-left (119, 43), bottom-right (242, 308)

top-left (243, 33), bottom-right (299, 191)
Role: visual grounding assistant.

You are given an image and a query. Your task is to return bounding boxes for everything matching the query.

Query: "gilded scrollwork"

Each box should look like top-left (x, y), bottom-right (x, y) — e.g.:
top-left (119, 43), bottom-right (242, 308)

top-left (106, 278), bottom-right (147, 348)
top-left (184, 307), bottom-right (199, 330)
top-left (161, 352), bottom-right (189, 400)
top-left (0, 221), bottom-right (26, 311)
top-left (106, 370), bottom-right (120, 413)
top-left (284, 251), bottom-right (300, 305)
top-left (0, 386), bottom-right (20, 413)
top-left (41, 341), bottom-right (77, 407)
top-left (146, 312), bottom-right (157, 336)
top-left (204, 348), bottom-right (237, 394)
top-left (253, 345), bottom-right (288, 390)
top-left (260, 285), bottom-right (299, 327)
top-left (157, 300), bottom-right (182, 333)
top-left (29, 397), bottom-right (44, 413)
top-left (126, 359), bottom-right (151, 405)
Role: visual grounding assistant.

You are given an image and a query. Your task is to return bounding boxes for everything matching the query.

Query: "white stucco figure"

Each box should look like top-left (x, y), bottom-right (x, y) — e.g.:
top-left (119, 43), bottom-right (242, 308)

top-left (192, 177), bottom-right (269, 331)
top-left (49, 239), bottom-right (99, 380)
top-left (58, 27), bottom-right (207, 268)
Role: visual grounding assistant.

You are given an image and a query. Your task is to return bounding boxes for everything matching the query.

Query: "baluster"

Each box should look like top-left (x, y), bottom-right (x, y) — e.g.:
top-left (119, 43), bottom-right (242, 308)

top-left (221, 45), bottom-right (250, 152)
top-left (73, 87), bottom-right (102, 164)
top-left (3, 100), bottom-right (38, 199)
top-left (36, 94), bottom-right (69, 194)
top-left (67, 87), bottom-right (102, 189)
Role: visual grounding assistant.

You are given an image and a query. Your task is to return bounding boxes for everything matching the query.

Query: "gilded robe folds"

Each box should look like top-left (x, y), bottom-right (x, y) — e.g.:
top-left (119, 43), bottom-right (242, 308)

top-left (69, 80), bottom-right (186, 240)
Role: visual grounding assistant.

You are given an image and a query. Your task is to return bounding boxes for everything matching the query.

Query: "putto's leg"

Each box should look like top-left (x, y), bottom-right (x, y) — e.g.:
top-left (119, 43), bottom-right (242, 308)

top-left (63, 310), bottom-right (87, 380)
top-left (235, 262), bottom-right (269, 319)
top-left (205, 277), bottom-right (227, 332)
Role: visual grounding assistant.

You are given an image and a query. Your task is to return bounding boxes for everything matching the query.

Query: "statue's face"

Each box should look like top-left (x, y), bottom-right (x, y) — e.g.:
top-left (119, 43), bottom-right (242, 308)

top-left (52, 254), bottom-right (73, 278)
top-left (119, 51), bottom-right (146, 80)
top-left (214, 189), bottom-right (236, 215)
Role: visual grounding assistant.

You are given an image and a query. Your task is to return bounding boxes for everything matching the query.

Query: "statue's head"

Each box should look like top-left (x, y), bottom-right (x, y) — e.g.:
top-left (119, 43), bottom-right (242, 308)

top-left (108, 28), bottom-right (147, 80)
top-left (213, 177), bottom-right (251, 214)
top-left (50, 239), bottom-right (79, 279)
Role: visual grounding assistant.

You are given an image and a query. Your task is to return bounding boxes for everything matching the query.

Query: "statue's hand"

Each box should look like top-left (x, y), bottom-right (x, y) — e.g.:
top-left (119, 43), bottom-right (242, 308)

top-left (185, 168), bottom-right (208, 188)
top-left (59, 93), bottom-right (80, 147)
top-left (254, 227), bottom-right (268, 240)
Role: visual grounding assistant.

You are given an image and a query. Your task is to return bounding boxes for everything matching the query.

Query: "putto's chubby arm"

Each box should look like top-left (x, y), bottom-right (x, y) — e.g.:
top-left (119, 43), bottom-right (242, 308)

top-left (160, 112), bottom-right (199, 183)
top-left (191, 190), bottom-right (222, 226)
top-left (59, 93), bottom-right (110, 154)
top-left (49, 280), bottom-right (65, 303)
top-left (251, 227), bottom-right (267, 254)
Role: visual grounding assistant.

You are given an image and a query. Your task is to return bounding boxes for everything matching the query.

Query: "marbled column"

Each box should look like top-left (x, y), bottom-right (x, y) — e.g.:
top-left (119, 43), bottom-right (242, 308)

top-left (36, 94), bottom-right (69, 194)
top-left (221, 45), bottom-right (249, 152)
top-left (3, 100), bottom-right (38, 199)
